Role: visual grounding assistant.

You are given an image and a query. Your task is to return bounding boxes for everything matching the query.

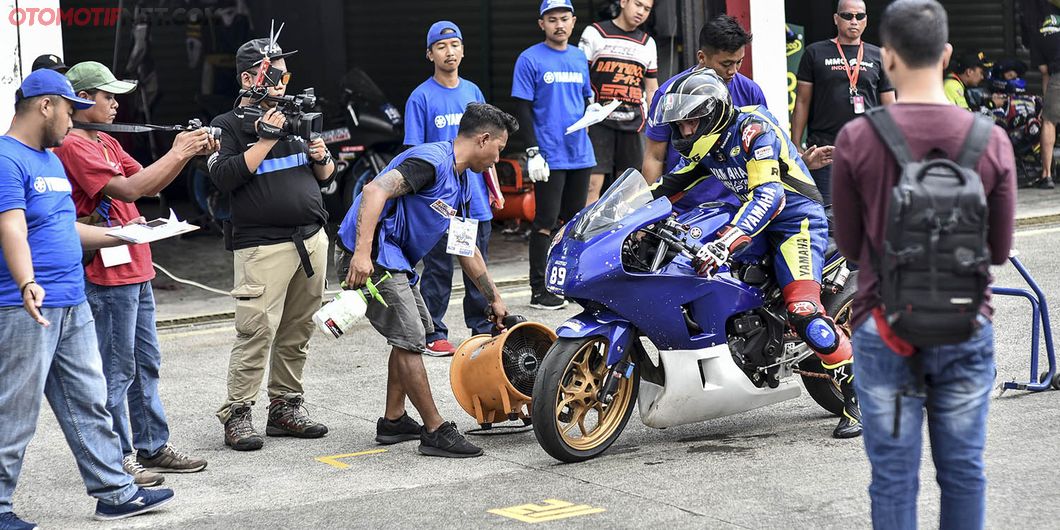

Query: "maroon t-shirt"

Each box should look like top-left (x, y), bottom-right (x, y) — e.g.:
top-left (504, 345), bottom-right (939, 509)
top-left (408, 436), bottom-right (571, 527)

top-left (832, 103), bottom-right (1017, 329)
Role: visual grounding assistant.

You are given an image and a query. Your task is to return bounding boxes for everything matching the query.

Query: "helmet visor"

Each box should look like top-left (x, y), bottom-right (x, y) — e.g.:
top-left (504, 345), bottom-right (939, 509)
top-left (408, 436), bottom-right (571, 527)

top-left (652, 92), bottom-right (719, 126)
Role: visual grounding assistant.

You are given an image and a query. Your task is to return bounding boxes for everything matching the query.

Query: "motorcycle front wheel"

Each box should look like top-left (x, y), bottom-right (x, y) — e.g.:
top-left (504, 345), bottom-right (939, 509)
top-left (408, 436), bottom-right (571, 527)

top-left (531, 336), bottom-right (639, 463)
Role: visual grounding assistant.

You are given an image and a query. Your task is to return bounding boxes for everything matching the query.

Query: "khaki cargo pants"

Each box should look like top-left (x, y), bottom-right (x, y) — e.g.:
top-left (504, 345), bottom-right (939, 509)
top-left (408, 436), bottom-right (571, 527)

top-left (216, 228), bottom-right (328, 423)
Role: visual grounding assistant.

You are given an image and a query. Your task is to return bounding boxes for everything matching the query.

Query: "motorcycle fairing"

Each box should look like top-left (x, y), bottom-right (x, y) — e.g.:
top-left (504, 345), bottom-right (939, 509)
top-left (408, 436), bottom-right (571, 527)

top-left (638, 344), bottom-right (800, 428)
top-left (549, 197), bottom-right (764, 350)
top-left (556, 310), bottom-right (635, 366)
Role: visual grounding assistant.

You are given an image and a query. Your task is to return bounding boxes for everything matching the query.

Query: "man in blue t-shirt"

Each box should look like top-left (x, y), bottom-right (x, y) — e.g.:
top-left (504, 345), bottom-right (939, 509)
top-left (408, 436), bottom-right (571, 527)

top-left (644, 15), bottom-right (833, 213)
top-left (404, 21), bottom-right (493, 357)
top-left (335, 103), bottom-right (516, 459)
top-left (0, 69), bottom-right (174, 526)
top-left (513, 0), bottom-right (596, 309)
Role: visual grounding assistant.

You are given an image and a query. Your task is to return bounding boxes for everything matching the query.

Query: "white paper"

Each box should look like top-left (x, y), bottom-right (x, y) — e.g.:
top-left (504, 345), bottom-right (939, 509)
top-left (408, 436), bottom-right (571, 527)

top-left (565, 100), bottom-right (622, 135)
top-left (446, 217), bottom-right (477, 257)
top-left (99, 245), bottom-right (133, 267)
top-left (106, 209), bottom-right (199, 244)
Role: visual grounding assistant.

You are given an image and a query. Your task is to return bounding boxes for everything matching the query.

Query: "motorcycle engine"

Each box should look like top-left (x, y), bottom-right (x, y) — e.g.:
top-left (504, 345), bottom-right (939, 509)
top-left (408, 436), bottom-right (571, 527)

top-left (726, 306), bottom-right (786, 388)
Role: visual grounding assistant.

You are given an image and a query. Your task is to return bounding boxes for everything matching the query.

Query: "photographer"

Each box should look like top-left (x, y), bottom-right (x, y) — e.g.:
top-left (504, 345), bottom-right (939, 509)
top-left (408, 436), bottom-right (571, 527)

top-left (207, 37), bottom-right (335, 451)
top-left (53, 61), bottom-right (214, 485)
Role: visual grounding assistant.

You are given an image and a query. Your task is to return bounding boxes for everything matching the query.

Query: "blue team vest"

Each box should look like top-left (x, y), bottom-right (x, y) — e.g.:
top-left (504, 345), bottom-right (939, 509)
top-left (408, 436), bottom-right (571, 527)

top-left (338, 141), bottom-right (471, 282)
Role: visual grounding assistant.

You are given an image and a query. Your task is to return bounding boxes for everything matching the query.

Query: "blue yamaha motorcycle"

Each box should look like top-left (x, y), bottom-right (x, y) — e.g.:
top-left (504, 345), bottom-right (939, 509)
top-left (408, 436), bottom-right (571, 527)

top-left (531, 170), bottom-right (855, 463)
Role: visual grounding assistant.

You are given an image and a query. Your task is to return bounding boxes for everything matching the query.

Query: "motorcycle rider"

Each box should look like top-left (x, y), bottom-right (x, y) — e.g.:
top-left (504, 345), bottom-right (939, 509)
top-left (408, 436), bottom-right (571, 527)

top-left (650, 70), bottom-right (861, 439)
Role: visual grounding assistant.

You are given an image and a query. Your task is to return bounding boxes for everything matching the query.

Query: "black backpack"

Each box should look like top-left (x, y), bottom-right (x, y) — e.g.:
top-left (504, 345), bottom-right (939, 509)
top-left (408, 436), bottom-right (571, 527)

top-left (865, 107), bottom-right (993, 348)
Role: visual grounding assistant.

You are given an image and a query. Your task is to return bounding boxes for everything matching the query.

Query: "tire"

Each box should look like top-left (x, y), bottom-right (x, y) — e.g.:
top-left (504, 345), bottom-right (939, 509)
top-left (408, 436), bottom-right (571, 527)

top-left (531, 336), bottom-right (639, 463)
top-left (798, 270), bottom-right (858, 417)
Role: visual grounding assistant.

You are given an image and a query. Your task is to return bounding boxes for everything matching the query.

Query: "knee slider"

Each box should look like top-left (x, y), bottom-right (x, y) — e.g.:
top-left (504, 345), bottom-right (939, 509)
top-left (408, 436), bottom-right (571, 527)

top-left (787, 302), bottom-right (840, 355)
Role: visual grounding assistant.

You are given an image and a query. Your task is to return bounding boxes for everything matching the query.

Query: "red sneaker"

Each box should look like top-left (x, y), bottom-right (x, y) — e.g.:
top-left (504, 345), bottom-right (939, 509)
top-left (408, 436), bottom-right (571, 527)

top-left (425, 339), bottom-right (456, 357)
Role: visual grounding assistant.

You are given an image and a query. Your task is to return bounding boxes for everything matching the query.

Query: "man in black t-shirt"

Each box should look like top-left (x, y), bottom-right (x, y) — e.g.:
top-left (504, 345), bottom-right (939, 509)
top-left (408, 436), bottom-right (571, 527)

top-left (791, 0), bottom-right (895, 204)
top-left (207, 37), bottom-right (337, 451)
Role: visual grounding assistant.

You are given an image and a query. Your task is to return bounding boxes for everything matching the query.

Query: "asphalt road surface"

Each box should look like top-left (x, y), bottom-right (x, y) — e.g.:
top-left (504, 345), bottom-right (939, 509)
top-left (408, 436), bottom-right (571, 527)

top-left (13, 225), bottom-right (1060, 529)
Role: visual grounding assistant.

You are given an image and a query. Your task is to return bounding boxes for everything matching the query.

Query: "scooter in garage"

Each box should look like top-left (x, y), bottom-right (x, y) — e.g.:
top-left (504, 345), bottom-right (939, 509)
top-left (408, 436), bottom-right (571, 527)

top-left (319, 68), bottom-right (404, 225)
top-left (531, 169), bottom-right (855, 463)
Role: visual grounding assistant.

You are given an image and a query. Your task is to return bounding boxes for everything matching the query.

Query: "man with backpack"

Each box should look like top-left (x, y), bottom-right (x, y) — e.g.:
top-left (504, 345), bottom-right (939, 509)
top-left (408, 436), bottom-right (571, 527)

top-left (831, 1), bottom-right (1016, 528)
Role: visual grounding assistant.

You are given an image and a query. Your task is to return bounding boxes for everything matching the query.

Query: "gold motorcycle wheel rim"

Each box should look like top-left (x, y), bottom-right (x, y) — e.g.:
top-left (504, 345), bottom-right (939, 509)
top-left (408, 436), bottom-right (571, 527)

top-left (553, 338), bottom-right (634, 451)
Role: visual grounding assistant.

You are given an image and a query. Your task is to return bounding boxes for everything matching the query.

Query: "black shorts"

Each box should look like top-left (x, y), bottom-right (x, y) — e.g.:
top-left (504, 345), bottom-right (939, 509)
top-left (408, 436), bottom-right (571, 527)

top-left (588, 124), bottom-right (644, 177)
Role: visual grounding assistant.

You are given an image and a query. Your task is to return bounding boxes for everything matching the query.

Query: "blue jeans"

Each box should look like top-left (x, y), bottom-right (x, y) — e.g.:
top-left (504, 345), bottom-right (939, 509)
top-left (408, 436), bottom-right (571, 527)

top-left (85, 281), bottom-right (170, 457)
top-left (853, 315), bottom-right (995, 530)
top-left (0, 303), bottom-right (137, 513)
top-left (420, 220), bottom-right (492, 342)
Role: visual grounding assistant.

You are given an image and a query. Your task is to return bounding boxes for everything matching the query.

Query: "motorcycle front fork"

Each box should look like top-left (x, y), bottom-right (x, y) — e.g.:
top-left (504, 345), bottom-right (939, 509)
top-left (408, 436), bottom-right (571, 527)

top-left (597, 359), bottom-right (635, 404)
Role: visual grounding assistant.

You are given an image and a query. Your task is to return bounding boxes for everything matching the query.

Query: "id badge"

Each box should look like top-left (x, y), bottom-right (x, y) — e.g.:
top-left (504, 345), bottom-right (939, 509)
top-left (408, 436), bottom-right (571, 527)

top-left (100, 245), bottom-right (133, 267)
top-left (852, 95), bottom-right (866, 114)
top-left (446, 217), bottom-right (477, 257)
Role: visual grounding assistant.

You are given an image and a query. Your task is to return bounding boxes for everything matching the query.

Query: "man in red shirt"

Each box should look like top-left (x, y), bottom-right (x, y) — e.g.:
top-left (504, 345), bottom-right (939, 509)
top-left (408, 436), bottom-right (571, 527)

top-left (831, 2), bottom-right (1015, 527)
top-left (54, 61), bottom-right (215, 486)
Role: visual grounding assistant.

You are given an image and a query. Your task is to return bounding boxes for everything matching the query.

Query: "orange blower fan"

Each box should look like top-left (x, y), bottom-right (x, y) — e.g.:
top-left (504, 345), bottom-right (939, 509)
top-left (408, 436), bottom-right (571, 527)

top-left (450, 319), bottom-right (556, 428)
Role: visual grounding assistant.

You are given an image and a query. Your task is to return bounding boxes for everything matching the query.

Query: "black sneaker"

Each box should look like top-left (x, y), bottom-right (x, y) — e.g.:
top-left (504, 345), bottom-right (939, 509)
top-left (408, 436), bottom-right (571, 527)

top-left (418, 421), bottom-right (483, 458)
top-left (376, 412), bottom-right (422, 445)
top-left (530, 291), bottom-right (568, 310)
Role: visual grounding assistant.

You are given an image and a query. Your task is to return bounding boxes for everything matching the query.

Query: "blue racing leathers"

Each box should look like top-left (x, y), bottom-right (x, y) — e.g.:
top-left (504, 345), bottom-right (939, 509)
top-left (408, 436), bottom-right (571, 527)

top-left (649, 106), bottom-right (828, 287)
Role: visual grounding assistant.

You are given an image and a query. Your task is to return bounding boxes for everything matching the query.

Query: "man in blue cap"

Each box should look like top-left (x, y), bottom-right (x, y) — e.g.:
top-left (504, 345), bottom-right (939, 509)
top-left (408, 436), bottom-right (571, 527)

top-left (513, 0), bottom-right (596, 309)
top-left (405, 20), bottom-right (493, 357)
top-left (0, 69), bottom-right (175, 528)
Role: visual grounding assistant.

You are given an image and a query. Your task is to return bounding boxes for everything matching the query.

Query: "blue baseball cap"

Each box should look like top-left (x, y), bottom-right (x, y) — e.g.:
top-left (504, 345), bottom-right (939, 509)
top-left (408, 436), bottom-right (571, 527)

top-left (427, 21), bottom-right (463, 49)
top-left (17, 69), bottom-right (94, 110)
top-left (539, 0), bottom-right (574, 16)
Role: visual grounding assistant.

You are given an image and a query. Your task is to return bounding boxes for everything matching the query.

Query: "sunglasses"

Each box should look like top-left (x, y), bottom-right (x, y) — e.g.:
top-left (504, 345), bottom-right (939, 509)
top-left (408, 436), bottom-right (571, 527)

top-left (838, 12), bottom-right (867, 21)
top-left (249, 66), bottom-right (292, 87)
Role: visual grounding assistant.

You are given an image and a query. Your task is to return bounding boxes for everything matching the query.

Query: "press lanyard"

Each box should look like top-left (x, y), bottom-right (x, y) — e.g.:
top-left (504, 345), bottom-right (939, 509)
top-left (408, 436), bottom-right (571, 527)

top-left (835, 40), bottom-right (864, 97)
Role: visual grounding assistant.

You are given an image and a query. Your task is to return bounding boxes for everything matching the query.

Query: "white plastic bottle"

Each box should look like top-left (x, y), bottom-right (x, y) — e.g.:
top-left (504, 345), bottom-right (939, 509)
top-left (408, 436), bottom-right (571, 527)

top-left (313, 272), bottom-right (391, 338)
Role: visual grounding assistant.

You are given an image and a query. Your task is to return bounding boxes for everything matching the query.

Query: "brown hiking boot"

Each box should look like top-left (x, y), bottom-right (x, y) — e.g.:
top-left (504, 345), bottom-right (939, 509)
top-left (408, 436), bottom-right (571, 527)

top-left (138, 443), bottom-right (208, 473)
top-left (266, 393), bottom-right (329, 438)
top-left (224, 403), bottom-right (264, 451)
top-left (122, 454), bottom-right (164, 486)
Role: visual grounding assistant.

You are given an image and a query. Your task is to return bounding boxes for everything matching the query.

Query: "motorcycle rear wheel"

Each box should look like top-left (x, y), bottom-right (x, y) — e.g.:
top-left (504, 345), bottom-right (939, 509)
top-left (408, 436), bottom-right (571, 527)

top-left (532, 336), bottom-right (639, 463)
top-left (798, 270), bottom-right (858, 418)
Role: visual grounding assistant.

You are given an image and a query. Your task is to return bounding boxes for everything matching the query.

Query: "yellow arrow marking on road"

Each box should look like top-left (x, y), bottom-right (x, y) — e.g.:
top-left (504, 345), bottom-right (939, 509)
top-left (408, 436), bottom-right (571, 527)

top-left (314, 449), bottom-right (387, 469)
top-left (488, 499), bottom-right (605, 523)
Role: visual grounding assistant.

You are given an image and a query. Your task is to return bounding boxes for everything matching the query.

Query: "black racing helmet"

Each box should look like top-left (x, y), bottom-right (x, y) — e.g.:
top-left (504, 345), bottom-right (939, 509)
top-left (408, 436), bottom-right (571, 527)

top-left (652, 68), bottom-right (736, 160)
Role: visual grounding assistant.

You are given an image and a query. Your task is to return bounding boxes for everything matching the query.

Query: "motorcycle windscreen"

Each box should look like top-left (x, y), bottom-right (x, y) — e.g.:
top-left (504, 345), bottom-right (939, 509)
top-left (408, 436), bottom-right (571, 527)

top-left (570, 169), bottom-right (654, 241)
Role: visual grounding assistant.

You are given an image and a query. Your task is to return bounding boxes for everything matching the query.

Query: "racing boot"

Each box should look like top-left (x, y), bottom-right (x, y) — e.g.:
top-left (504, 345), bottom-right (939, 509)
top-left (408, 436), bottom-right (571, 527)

top-left (822, 359), bottom-right (862, 439)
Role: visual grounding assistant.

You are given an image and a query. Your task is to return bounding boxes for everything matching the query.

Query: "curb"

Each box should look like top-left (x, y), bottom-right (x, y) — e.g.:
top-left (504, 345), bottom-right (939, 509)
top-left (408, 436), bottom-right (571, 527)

top-left (156, 276), bottom-right (531, 331)
top-left (1016, 212), bottom-right (1060, 228)
top-left (156, 212), bottom-right (1060, 332)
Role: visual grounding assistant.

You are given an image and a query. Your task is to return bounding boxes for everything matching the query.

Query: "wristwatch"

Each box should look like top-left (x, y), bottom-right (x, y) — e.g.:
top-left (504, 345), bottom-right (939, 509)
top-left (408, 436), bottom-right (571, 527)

top-left (312, 152), bottom-right (333, 166)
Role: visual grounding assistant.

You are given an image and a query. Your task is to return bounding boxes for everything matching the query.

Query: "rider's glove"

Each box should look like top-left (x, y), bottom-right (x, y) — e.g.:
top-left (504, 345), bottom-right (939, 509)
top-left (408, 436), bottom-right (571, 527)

top-left (526, 146), bottom-right (550, 183)
top-left (692, 225), bottom-right (751, 277)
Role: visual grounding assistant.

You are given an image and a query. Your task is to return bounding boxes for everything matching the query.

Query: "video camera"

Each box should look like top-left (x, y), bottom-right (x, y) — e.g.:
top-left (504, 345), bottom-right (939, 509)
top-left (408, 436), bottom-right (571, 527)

top-left (240, 87), bottom-right (323, 140)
